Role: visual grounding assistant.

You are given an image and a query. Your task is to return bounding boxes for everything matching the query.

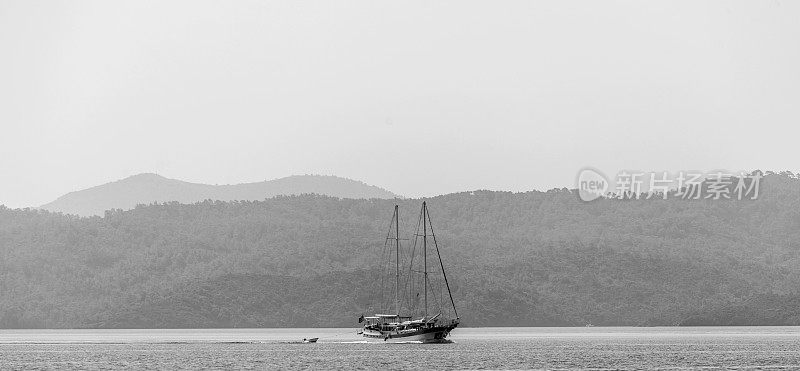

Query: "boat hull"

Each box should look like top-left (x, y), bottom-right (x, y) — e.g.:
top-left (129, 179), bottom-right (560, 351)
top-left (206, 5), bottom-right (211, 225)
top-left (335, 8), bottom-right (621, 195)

top-left (361, 323), bottom-right (457, 343)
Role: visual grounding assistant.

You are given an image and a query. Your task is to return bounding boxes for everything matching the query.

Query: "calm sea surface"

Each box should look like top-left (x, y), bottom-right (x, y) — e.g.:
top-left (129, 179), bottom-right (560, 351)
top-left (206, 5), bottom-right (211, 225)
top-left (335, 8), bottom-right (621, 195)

top-left (3, 327), bottom-right (800, 370)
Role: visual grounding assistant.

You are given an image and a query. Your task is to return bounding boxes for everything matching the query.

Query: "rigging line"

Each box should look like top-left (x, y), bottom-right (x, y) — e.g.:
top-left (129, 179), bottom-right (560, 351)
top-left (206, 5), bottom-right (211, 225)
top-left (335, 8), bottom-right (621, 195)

top-left (440, 279), bottom-right (446, 317)
top-left (406, 205), bottom-right (420, 316)
top-left (426, 270), bottom-right (440, 315)
top-left (425, 205), bottom-right (459, 319)
top-left (403, 205), bottom-right (424, 316)
top-left (377, 208), bottom-right (395, 313)
top-left (423, 202), bottom-right (428, 318)
top-left (386, 238), bottom-right (395, 310)
top-left (432, 269), bottom-right (445, 316)
top-left (378, 243), bottom-right (387, 311)
top-left (394, 205), bottom-right (400, 316)
top-left (398, 211), bottom-right (414, 315)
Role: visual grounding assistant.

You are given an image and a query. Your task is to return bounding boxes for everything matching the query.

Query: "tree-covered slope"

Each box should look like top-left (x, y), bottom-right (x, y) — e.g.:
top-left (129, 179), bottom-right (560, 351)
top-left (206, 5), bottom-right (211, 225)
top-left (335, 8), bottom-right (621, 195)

top-left (1, 171), bottom-right (799, 328)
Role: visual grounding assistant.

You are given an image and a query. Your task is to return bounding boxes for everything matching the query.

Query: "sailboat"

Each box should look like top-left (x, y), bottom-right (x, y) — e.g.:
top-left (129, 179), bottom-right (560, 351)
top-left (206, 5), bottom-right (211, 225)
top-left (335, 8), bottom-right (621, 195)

top-left (358, 202), bottom-right (459, 343)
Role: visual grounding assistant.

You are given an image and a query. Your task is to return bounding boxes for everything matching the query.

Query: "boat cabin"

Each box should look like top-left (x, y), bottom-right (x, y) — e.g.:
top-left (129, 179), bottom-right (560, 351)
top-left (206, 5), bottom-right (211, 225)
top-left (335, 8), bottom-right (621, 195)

top-left (364, 314), bottom-right (412, 326)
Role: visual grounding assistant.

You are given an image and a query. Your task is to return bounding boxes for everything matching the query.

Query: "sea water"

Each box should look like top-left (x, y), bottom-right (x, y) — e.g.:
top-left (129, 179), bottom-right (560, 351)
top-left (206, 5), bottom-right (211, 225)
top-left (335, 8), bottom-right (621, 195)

top-left (3, 327), bottom-right (800, 369)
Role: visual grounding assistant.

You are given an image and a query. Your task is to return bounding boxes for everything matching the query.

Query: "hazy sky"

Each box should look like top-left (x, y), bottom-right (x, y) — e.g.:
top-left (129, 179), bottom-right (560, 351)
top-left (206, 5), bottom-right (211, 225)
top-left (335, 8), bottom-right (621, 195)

top-left (1, 1), bottom-right (798, 208)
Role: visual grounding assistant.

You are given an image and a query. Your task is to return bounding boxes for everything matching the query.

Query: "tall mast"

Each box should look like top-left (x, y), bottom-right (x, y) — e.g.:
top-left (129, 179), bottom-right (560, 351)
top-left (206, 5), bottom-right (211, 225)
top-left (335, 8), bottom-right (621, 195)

top-left (423, 201), bottom-right (428, 318)
top-left (394, 205), bottom-right (400, 317)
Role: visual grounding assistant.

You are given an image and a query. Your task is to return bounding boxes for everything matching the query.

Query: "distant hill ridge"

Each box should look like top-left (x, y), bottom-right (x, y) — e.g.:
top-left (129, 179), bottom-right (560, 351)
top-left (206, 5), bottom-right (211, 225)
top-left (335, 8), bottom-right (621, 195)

top-left (2, 171), bottom-right (800, 328)
top-left (40, 173), bottom-right (398, 216)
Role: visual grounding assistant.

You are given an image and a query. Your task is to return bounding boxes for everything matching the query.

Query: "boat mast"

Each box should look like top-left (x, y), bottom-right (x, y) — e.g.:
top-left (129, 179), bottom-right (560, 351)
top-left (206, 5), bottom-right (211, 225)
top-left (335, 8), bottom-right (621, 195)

top-left (394, 204), bottom-right (400, 317)
top-left (423, 201), bottom-right (428, 318)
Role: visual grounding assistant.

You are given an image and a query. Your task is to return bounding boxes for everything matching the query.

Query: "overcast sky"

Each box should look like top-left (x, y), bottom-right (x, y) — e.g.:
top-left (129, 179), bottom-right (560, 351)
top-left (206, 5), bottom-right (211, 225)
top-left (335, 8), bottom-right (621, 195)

top-left (1, 1), bottom-right (798, 208)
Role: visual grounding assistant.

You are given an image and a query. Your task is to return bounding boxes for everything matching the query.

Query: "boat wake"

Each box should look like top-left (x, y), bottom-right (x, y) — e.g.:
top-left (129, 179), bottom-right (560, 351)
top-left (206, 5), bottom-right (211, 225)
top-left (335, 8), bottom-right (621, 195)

top-left (0, 341), bottom-right (271, 345)
top-left (1, 339), bottom-right (455, 345)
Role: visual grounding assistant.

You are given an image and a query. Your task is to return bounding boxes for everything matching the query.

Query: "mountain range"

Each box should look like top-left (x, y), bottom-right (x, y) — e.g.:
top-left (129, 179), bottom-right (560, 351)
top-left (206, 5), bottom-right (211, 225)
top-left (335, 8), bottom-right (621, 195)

top-left (2, 171), bottom-right (800, 328)
top-left (39, 173), bottom-right (398, 216)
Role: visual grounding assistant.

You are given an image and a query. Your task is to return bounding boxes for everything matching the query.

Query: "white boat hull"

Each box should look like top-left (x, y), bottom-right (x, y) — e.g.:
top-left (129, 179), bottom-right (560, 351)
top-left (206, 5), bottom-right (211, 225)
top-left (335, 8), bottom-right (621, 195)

top-left (361, 324), bottom-right (457, 343)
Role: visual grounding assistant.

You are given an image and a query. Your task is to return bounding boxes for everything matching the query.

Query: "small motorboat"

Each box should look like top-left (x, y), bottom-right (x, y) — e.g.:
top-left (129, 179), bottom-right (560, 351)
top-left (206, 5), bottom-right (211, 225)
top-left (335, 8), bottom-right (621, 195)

top-left (303, 338), bottom-right (318, 343)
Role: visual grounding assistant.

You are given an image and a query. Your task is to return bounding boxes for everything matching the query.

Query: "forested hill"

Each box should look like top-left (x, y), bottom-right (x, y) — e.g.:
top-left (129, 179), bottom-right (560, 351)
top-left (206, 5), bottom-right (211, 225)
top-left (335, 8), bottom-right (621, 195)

top-left (39, 173), bottom-right (397, 217)
top-left (2, 171), bottom-right (800, 328)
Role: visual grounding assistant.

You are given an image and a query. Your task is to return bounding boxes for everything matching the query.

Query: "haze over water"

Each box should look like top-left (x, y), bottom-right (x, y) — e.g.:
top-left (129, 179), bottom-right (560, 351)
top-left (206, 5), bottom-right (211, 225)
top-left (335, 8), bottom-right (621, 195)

top-left (4, 327), bottom-right (800, 369)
